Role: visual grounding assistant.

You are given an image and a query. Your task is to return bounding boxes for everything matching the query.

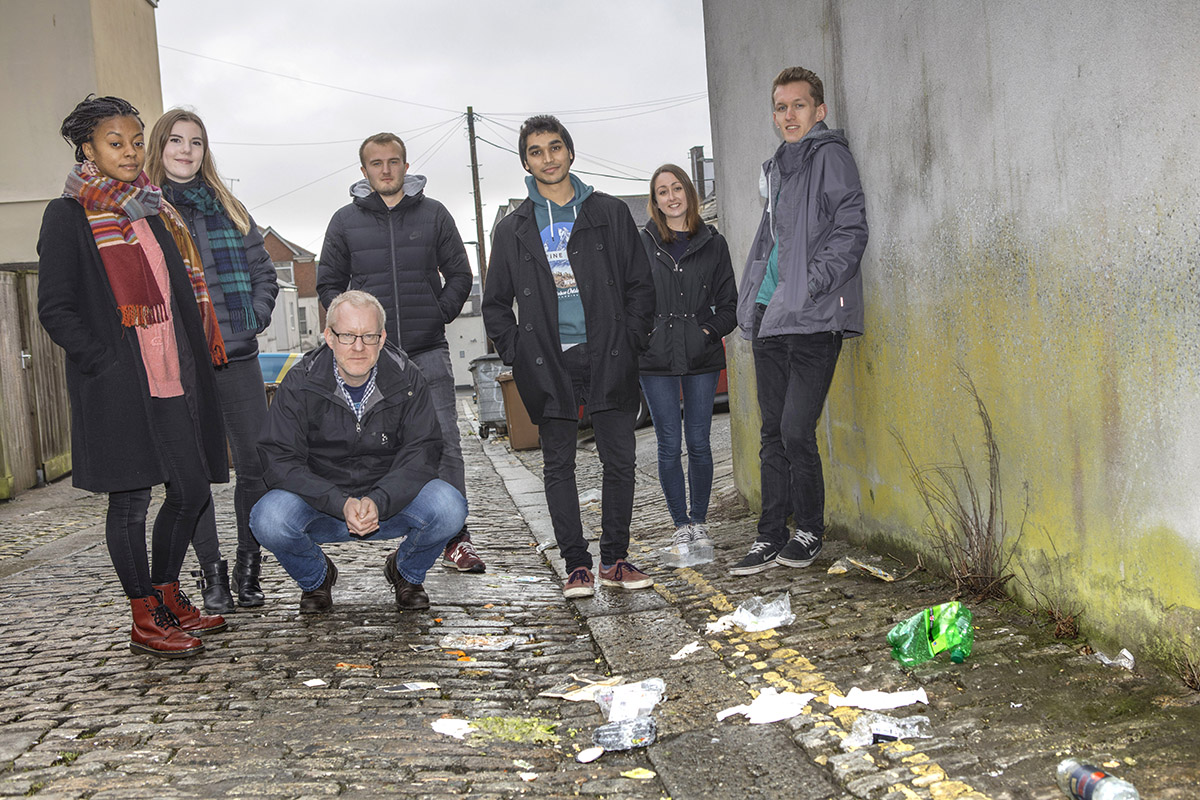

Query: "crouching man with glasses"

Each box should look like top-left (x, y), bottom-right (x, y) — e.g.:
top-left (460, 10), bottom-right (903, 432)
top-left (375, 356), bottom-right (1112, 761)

top-left (250, 290), bottom-right (467, 614)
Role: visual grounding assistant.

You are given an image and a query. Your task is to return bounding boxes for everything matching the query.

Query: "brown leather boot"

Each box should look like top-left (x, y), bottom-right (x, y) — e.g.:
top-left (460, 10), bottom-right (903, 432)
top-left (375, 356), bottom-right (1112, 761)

top-left (129, 595), bottom-right (204, 658)
top-left (153, 580), bottom-right (228, 634)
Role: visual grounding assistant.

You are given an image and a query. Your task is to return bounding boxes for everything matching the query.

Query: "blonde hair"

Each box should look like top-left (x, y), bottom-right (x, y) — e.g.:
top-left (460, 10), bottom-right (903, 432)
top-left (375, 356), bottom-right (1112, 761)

top-left (327, 290), bottom-right (386, 332)
top-left (146, 108), bottom-right (251, 235)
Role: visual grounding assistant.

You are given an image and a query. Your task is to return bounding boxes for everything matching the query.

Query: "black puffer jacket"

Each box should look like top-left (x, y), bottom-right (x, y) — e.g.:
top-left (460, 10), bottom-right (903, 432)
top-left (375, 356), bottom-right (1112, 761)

top-left (165, 178), bottom-right (278, 362)
top-left (317, 175), bottom-right (472, 356)
top-left (256, 345), bottom-right (442, 521)
top-left (638, 223), bottom-right (737, 376)
top-left (483, 191), bottom-right (654, 423)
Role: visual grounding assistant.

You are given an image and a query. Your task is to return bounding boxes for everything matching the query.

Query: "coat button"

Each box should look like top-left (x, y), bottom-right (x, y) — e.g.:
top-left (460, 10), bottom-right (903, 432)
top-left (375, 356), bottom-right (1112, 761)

top-left (523, 253), bottom-right (531, 261)
top-left (614, 313), bottom-right (621, 320)
top-left (524, 323), bottom-right (533, 331)
top-left (610, 348), bottom-right (619, 356)
top-left (596, 243), bottom-right (604, 250)
top-left (523, 288), bottom-right (531, 296)
top-left (535, 357), bottom-right (544, 365)
top-left (606, 278), bottom-right (614, 286)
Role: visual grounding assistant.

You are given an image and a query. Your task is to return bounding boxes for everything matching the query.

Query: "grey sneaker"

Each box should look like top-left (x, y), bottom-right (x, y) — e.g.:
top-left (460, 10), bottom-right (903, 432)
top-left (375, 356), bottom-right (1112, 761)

top-left (689, 523), bottom-right (712, 545)
top-left (776, 530), bottom-right (823, 568)
top-left (729, 541), bottom-right (780, 576)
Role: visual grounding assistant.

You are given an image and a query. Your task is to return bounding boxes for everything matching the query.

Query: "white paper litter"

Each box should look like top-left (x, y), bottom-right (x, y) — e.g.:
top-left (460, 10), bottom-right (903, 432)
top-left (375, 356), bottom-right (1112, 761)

top-left (670, 641), bottom-right (702, 660)
top-left (717, 688), bottom-right (816, 724)
top-left (1093, 648), bottom-right (1135, 670)
top-left (302, 679), bottom-right (327, 688)
top-left (827, 686), bottom-right (929, 710)
top-left (431, 718), bottom-right (475, 739)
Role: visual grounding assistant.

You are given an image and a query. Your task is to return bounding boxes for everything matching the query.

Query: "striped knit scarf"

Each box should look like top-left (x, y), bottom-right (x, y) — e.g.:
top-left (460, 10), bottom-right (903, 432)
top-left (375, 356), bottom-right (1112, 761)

top-left (163, 181), bottom-right (258, 333)
top-left (64, 164), bottom-right (227, 366)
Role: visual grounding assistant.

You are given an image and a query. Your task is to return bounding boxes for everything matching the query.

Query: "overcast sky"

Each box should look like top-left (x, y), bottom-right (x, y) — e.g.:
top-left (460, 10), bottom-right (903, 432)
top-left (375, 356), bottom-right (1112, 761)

top-left (156, 0), bottom-right (712, 271)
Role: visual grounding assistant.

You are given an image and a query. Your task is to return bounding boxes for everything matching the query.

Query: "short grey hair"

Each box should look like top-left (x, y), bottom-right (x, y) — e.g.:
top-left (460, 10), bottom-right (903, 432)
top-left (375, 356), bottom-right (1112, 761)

top-left (326, 290), bottom-right (386, 332)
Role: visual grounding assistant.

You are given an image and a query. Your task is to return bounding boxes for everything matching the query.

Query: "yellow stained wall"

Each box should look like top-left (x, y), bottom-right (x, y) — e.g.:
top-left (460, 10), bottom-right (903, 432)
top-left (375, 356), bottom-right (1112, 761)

top-left (730, 196), bottom-right (1200, 657)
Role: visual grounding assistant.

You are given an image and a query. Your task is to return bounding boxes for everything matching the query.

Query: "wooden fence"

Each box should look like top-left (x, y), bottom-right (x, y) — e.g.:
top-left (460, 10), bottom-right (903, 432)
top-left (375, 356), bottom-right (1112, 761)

top-left (0, 270), bottom-right (71, 500)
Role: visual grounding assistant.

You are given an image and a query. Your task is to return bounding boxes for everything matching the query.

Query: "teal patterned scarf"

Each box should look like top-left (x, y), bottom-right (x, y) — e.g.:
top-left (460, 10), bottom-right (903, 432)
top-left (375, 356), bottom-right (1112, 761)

top-left (163, 180), bottom-right (258, 332)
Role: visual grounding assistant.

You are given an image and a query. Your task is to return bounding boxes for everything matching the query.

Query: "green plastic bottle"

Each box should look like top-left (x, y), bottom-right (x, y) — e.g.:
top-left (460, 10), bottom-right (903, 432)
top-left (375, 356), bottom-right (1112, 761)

top-left (887, 602), bottom-right (974, 667)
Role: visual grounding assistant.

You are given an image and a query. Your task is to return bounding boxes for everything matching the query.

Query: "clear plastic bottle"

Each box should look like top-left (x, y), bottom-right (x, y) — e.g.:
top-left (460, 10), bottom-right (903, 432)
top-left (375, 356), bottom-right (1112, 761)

top-left (592, 715), bottom-right (657, 750)
top-left (1056, 759), bottom-right (1140, 799)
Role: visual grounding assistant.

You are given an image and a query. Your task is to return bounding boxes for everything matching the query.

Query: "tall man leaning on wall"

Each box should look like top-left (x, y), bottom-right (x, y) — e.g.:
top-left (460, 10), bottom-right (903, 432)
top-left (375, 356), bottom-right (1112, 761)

top-left (731, 66), bottom-right (869, 576)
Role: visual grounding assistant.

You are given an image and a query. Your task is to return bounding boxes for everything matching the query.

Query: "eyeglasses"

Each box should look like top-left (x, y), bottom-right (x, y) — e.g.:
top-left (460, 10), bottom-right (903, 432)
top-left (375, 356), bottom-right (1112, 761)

top-left (329, 329), bottom-right (383, 346)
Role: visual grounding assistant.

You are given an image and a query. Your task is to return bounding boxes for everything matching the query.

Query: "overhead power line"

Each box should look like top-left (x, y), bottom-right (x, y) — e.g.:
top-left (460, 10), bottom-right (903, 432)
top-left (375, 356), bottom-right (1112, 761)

top-left (160, 45), bottom-right (461, 113)
top-left (212, 115), bottom-right (463, 148)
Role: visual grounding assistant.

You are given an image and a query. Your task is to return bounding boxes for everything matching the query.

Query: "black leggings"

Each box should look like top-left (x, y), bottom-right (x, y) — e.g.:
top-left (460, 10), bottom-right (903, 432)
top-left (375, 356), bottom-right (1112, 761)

top-left (105, 395), bottom-right (213, 598)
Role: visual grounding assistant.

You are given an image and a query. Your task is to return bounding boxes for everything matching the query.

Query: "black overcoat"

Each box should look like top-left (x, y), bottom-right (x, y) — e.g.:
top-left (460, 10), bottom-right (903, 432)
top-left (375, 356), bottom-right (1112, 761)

top-left (482, 191), bottom-right (655, 424)
top-left (36, 198), bottom-right (229, 493)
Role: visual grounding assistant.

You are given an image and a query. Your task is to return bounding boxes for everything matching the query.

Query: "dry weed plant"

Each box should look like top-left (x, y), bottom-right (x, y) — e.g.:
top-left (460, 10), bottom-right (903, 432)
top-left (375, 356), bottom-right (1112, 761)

top-left (1176, 652), bottom-right (1200, 692)
top-left (891, 367), bottom-right (1026, 602)
top-left (1016, 531), bottom-right (1084, 639)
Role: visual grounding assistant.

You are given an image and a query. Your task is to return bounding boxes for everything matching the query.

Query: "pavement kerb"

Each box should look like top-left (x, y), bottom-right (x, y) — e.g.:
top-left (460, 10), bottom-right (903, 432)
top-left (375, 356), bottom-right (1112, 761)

top-left (470, 402), bottom-right (994, 800)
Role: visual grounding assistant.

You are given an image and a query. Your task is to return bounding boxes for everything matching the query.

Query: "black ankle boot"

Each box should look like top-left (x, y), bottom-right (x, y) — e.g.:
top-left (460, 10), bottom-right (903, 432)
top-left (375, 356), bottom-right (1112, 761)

top-left (192, 560), bottom-right (235, 614)
top-left (232, 550), bottom-right (265, 607)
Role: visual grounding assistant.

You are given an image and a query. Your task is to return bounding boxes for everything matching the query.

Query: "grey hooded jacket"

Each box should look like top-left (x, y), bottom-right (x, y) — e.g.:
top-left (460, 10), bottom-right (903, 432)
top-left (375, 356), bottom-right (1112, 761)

top-left (736, 121), bottom-right (868, 339)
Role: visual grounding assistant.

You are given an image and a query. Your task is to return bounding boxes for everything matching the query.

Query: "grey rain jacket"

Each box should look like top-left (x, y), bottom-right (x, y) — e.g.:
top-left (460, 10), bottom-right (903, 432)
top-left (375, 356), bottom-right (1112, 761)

top-left (317, 174), bottom-right (472, 356)
top-left (737, 121), bottom-right (868, 339)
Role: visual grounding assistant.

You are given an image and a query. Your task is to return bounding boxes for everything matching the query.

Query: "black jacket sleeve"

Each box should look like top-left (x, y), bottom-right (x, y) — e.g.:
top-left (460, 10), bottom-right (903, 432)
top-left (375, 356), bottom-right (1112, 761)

top-left (243, 216), bottom-right (279, 332)
top-left (257, 375), bottom-right (351, 519)
top-left (481, 224), bottom-right (519, 365)
top-left (434, 206), bottom-right (472, 324)
top-left (317, 211), bottom-right (350, 309)
top-left (36, 200), bottom-right (110, 374)
top-left (704, 232), bottom-right (738, 341)
top-left (616, 206), bottom-right (655, 352)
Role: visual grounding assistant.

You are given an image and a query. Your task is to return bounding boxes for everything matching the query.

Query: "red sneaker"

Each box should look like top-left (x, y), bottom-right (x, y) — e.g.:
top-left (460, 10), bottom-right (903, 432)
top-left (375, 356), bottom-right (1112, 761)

top-left (563, 567), bottom-right (595, 599)
top-left (442, 536), bottom-right (486, 573)
top-left (598, 559), bottom-right (654, 590)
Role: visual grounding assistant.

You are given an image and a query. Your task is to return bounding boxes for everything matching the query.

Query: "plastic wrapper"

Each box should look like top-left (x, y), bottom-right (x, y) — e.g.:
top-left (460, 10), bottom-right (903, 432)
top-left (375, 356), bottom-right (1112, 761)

top-left (596, 678), bottom-right (665, 722)
top-left (840, 712), bottom-right (932, 750)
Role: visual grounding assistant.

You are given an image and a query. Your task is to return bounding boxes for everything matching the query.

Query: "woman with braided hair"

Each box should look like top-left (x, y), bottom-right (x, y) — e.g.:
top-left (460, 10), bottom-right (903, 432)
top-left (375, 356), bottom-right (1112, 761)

top-left (37, 95), bottom-right (230, 658)
top-left (146, 109), bottom-right (278, 612)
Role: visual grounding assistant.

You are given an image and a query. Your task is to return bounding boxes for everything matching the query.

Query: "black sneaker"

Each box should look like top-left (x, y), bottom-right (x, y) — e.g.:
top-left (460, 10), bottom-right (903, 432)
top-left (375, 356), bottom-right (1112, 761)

top-left (776, 530), bottom-right (823, 568)
top-left (729, 541), bottom-right (781, 576)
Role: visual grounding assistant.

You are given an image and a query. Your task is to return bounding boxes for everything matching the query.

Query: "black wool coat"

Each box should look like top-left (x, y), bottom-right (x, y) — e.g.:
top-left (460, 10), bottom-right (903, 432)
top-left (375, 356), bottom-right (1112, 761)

top-left (36, 198), bottom-right (229, 493)
top-left (638, 223), bottom-right (738, 376)
top-left (482, 191), bottom-right (655, 424)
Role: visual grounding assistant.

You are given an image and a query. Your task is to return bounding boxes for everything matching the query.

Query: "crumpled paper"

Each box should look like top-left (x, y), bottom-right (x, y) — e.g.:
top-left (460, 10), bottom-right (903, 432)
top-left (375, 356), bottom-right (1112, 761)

top-left (827, 686), bottom-right (929, 710)
top-left (717, 688), bottom-right (816, 724)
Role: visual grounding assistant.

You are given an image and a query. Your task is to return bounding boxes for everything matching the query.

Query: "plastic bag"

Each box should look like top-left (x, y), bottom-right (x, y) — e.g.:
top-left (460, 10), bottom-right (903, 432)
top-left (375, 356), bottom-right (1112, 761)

top-left (730, 592), bottom-right (795, 632)
top-left (596, 678), bottom-right (665, 722)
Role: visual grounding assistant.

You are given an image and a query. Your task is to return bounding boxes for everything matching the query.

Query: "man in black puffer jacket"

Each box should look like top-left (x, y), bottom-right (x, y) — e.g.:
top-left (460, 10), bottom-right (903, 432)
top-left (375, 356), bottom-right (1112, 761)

top-left (318, 133), bottom-right (483, 573)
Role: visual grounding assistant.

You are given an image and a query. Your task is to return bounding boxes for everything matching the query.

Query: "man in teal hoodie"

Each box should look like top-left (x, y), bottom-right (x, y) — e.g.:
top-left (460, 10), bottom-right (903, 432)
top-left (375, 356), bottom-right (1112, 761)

top-left (483, 116), bottom-right (656, 600)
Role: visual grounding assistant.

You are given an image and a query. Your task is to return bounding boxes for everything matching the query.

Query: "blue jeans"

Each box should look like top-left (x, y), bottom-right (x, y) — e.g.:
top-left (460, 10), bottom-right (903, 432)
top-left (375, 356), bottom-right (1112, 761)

top-left (751, 304), bottom-right (842, 546)
top-left (640, 372), bottom-right (720, 528)
top-left (249, 480), bottom-right (467, 590)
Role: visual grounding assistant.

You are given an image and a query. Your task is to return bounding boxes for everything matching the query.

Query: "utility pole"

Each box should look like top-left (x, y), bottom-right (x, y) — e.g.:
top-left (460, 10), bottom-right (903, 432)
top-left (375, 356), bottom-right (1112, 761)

top-left (466, 107), bottom-right (487, 289)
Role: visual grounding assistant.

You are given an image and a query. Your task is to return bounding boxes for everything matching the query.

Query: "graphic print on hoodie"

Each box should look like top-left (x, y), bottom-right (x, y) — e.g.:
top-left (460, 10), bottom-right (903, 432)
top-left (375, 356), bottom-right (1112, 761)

top-left (526, 174), bottom-right (593, 346)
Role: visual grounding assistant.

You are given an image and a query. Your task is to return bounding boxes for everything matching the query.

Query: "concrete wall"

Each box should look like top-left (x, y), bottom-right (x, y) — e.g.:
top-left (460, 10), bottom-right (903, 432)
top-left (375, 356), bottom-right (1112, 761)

top-left (703, 0), bottom-right (1200, 657)
top-left (1, 0), bottom-right (162, 265)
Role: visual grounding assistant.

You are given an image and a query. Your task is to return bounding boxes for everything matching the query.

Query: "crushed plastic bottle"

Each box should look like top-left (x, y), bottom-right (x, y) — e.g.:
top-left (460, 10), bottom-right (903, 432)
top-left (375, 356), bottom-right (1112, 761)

top-left (592, 715), bottom-right (657, 751)
top-left (886, 601), bottom-right (974, 667)
top-left (595, 678), bottom-right (665, 722)
top-left (1056, 759), bottom-right (1140, 799)
top-left (840, 713), bottom-right (932, 750)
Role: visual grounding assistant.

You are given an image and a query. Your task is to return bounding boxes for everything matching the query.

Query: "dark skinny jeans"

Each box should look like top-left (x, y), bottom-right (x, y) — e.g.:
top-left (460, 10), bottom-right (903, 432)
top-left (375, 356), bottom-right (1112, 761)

top-left (106, 395), bottom-right (214, 598)
top-left (190, 356), bottom-right (269, 564)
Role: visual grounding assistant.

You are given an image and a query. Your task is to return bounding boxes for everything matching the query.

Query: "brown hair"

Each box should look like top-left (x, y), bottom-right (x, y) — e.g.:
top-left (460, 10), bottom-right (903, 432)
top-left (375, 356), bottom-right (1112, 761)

top-left (146, 108), bottom-right (251, 235)
top-left (771, 66), bottom-right (825, 107)
top-left (359, 132), bottom-right (407, 165)
top-left (647, 164), bottom-right (702, 242)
